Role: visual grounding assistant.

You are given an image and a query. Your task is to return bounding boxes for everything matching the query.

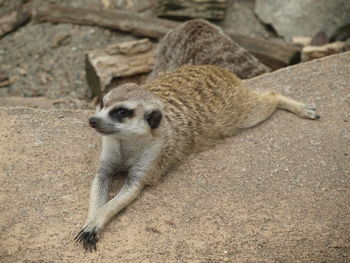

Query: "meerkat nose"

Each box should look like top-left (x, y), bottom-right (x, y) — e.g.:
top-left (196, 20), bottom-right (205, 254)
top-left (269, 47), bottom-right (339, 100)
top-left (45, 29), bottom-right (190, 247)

top-left (89, 117), bottom-right (99, 128)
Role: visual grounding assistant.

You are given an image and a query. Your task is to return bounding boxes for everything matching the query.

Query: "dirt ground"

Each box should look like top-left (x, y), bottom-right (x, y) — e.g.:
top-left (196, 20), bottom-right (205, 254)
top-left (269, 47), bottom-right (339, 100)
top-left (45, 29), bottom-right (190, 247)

top-left (0, 53), bottom-right (349, 262)
top-left (0, 0), bottom-right (272, 109)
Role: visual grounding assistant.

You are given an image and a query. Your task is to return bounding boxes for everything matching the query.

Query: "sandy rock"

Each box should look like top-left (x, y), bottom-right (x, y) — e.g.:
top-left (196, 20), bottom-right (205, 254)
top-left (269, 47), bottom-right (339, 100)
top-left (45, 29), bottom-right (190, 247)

top-left (0, 52), bottom-right (349, 262)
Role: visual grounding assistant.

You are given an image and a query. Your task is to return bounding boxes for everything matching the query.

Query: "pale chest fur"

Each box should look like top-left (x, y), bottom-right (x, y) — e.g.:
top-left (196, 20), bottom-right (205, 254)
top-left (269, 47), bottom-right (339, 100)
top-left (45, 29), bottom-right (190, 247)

top-left (119, 140), bottom-right (150, 170)
top-left (102, 136), bottom-right (158, 172)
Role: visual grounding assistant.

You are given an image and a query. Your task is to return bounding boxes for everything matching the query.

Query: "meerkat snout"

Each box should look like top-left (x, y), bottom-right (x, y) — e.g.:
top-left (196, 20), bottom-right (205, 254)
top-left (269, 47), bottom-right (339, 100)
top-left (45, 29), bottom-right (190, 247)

top-left (88, 117), bottom-right (99, 128)
top-left (88, 113), bottom-right (116, 135)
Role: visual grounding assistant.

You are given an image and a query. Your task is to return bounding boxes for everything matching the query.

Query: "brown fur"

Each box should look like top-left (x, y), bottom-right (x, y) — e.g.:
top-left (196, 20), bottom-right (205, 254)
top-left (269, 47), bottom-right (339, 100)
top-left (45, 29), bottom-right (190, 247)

top-left (142, 64), bottom-right (319, 183)
top-left (76, 64), bottom-right (319, 250)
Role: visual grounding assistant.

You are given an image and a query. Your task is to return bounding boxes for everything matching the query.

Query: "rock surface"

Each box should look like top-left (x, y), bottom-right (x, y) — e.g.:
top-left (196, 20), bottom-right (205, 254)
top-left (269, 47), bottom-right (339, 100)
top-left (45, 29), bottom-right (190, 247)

top-left (255, 0), bottom-right (350, 42)
top-left (219, 0), bottom-right (273, 39)
top-left (148, 19), bottom-right (269, 81)
top-left (0, 52), bottom-right (349, 262)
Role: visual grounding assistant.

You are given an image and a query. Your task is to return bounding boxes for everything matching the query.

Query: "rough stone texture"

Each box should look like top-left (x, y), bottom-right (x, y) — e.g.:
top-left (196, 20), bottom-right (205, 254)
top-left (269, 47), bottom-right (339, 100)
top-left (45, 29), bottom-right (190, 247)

top-left (0, 0), bottom-right (23, 17)
top-left (0, 52), bottom-right (349, 262)
top-left (218, 0), bottom-right (273, 39)
top-left (255, 0), bottom-right (350, 42)
top-left (148, 19), bottom-right (269, 81)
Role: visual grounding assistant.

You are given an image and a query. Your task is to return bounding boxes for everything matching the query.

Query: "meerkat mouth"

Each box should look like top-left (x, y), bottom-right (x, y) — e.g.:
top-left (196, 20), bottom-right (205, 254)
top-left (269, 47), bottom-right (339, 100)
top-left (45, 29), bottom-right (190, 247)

top-left (96, 130), bottom-right (113, 135)
top-left (89, 117), bottom-right (119, 135)
top-left (93, 126), bottom-right (120, 135)
top-left (94, 127), bottom-right (119, 135)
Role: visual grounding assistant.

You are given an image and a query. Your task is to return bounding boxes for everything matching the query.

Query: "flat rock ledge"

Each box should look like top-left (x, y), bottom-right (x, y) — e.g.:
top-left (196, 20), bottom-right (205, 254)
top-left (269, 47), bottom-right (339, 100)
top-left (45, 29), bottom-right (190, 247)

top-left (0, 52), bottom-right (349, 262)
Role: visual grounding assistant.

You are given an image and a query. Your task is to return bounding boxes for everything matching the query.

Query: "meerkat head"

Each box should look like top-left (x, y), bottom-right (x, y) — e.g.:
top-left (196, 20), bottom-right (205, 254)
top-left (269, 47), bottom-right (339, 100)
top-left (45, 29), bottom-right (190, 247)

top-left (88, 83), bottom-right (163, 139)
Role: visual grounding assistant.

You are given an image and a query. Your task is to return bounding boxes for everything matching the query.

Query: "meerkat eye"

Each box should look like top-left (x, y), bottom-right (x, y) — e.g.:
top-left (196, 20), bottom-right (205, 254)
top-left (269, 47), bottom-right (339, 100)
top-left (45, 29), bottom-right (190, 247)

top-left (109, 107), bottom-right (134, 119)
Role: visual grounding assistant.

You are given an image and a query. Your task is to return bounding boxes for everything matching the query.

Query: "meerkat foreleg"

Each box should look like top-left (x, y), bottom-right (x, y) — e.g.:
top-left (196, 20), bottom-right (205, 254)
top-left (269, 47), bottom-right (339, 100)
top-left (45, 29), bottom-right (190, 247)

top-left (75, 143), bottom-right (162, 251)
top-left (74, 161), bottom-right (115, 251)
top-left (87, 163), bottom-right (113, 220)
top-left (76, 176), bottom-right (143, 251)
top-left (75, 137), bottom-right (121, 251)
top-left (87, 137), bottom-right (122, 220)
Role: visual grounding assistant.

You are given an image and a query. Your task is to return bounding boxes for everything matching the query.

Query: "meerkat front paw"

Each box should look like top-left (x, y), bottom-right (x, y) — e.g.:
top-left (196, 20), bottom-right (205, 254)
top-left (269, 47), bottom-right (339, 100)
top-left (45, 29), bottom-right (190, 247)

top-left (75, 223), bottom-right (100, 252)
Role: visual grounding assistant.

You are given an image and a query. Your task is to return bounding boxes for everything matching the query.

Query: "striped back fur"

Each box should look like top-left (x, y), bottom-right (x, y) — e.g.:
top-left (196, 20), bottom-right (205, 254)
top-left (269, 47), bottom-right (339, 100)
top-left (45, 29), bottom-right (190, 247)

top-left (144, 64), bottom-right (259, 157)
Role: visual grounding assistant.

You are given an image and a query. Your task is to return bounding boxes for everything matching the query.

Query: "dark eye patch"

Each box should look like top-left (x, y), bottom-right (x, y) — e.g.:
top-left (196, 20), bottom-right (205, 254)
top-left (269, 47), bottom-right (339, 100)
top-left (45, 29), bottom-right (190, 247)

top-left (109, 107), bottom-right (134, 121)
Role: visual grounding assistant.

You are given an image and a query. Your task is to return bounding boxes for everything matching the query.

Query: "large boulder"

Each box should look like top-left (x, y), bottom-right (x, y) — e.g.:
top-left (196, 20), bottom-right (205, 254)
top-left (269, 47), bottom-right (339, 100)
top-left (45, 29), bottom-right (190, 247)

top-left (219, 0), bottom-right (272, 38)
top-left (0, 52), bottom-right (349, 262)
top-left (148, 19), bottom-right (269, 81)
top-left (255, 0), bottom-right (350, 42)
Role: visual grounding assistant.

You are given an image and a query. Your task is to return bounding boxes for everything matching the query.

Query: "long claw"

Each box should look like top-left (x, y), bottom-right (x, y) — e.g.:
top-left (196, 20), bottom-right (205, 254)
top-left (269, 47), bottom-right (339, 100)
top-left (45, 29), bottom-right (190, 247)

top-left (74, 227), bottom-right (85, 242)
top-left (75, 226), bottom-right (99, 251)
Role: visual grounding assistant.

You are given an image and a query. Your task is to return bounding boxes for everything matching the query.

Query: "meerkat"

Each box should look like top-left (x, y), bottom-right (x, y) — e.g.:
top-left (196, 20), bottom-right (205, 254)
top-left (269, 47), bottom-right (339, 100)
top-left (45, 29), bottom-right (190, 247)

top-left (147, 19), bottom-right (269, 81)
top-left (75, 65), bottom-right (320, 251)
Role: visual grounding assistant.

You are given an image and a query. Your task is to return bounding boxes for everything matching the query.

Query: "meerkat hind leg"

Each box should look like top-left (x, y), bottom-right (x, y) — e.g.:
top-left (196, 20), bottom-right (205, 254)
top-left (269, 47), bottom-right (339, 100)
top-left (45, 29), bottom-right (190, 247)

top-left (276, 94), bottom-right (320, 120)
top-left (239, 91), bottom-right (319, 129)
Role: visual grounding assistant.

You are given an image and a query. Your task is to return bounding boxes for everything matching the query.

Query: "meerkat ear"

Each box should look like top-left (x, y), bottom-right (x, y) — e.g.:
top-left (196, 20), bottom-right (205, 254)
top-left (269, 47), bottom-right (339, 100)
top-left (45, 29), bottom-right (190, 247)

top-left (145, 110), bottom-right (162, 129)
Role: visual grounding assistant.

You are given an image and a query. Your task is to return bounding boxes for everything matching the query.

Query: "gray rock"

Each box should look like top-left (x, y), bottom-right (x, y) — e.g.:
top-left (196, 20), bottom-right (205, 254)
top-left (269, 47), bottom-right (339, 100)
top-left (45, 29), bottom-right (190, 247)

top-left (219, 0), bottom-right (273, 39)
top-left (255, 0), bottom-right (350, 42)
top-left (148, 19), bottom-right (269, 81)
